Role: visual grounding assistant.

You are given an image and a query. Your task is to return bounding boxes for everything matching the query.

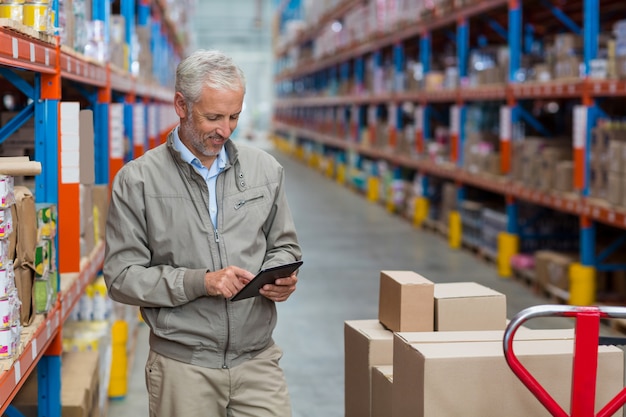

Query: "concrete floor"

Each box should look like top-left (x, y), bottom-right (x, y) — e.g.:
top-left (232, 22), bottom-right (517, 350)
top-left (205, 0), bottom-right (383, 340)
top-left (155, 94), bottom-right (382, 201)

top-left (107, 140), bottom-right (625, 417)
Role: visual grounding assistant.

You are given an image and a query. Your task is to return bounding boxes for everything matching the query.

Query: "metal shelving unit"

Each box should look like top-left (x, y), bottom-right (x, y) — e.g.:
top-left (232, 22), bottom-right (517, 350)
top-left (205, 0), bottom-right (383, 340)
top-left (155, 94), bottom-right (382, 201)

top-left (0, 0), bottom-right (181, 414)
top-left (272, 0), bottom-right (626, 305)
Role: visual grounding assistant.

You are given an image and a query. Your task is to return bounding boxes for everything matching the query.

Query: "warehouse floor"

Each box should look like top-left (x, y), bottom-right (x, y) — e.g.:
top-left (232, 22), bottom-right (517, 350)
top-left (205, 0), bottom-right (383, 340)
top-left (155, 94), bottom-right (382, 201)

top-left (107, 138), bottom-right (624, 417)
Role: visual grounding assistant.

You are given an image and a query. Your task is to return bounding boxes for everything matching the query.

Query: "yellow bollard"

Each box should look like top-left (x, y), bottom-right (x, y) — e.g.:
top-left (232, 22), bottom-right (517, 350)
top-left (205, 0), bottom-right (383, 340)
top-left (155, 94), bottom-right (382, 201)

top-left (448, 210), bottom-right (462, 249)
top-left (108, 320), bottom-right (129, 399)
top-left (413, 197), bottom-right (429, 227)
top-left (311, 153), bottom-right (320, 169)
top-left (569, 263), bottom-right (596, 306)
top-left (497, 232), bottom-right (519, 277)
top-left (325, 160), bottom-right (334, 178)
top-left (336, 164), bottom-right (346, 185)
top-left (386, 193), bottom-right (395, 213)
top-left (367, 177), bottom-right (380, 202)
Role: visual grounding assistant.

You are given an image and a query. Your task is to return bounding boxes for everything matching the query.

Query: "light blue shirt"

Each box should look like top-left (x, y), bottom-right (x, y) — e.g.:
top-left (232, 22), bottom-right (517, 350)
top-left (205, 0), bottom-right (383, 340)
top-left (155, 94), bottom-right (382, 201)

top-left (172, 128), bottom-right (227, 228)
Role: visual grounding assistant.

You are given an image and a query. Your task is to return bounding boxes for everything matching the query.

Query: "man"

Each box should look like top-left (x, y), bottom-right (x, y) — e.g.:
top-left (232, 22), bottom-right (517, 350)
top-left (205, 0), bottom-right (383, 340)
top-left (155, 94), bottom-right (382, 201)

top-left (103, 49), bottom-right (302, 417)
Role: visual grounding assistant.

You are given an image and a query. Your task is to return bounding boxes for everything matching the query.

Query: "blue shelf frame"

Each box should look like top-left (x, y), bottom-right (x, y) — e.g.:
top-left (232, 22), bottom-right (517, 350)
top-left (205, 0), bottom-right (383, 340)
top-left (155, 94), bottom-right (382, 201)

top-left (0, 0), bottom-right (179, 413)
top-left (272, 0), bottom-right (626, 281)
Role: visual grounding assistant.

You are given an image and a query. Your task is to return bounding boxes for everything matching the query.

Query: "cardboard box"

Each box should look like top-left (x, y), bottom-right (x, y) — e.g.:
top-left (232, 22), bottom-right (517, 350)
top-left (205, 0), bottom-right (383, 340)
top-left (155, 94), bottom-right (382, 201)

top-left (554, 161), bottom-right (574, 192)
top-left (608, 140), bottom-right (625, 173)
top-left (12, 350), bottom-right (100, 417)
top-left (79, 109), bottom-right (96, 185)
top-left (394, 328), bottom-right (575, 348)
top-left (80, 183), bottom-right (95, 257)
top-left (554, 33), bottom-right (583, 56)
top-left (434, 282), bottom-right (506, 331)
top-left (371, 365), bottom-right (393, 417)
top-left (484, 153), bottom-right (501, 175)
top-left (608, 172), bottom-right (624, 206)
top-left (535, 251), bottom-right (577, 292)
top-left (91, 184), bottom-right (110, 242)
top-left (378, 270), bottom-right (434, 332)
top-left (344, 320), bottom-right (394, 417)
top-left (538, 146), bottom-right (573, 190)
top-left (590, 167), bottom-right (608, 200)
top-left (392, 339), bottom-right (623, 417)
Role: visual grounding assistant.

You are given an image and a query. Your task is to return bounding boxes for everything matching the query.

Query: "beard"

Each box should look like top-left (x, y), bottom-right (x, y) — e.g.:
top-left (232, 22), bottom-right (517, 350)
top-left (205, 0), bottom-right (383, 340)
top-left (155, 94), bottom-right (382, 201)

top-left (181, 115), bottom-right (228, 158)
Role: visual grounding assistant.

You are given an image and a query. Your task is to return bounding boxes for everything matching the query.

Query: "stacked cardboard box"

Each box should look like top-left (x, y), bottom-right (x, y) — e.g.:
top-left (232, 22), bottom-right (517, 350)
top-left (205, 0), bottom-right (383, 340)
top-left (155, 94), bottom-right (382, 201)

top-left (463, 132), bottom-right (500, 176)
top-left (346, 270), bottom-right (516, 417)
top-left (12, 350), bottom-right (102, 417)
top-left (590, 123), bottom-right (626, 204)
top-left (470, 46), bottom-right (509, 87)
top-left (109, 15), bottom-right (127, 71)
top-left (535, 250), bottom-right (578, 293)
top-left (378, 271), bottom-right (435, 333)
top-left (392, 335), bottom-right (621, 417)
top-left (345, 269), bottom-right (624, 417)
top-left (511, 137), bottom-right (572, 192)
top-left (551, 33), bottom-right (583, 80)
top-left (434, 282), bottom-right (506, 331)
top-left (612, 20), bottom-right (626, 79)
top-left (606, 125), bottom-right (626, 206)
top-left (344, 319), bottom-right (395, 417)
top-left (136, 25), bottom-right (154, 82)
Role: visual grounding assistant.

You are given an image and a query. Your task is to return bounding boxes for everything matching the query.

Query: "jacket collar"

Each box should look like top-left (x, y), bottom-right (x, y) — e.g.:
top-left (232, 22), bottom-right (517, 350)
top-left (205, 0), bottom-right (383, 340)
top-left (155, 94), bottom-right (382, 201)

top-left (166, 128), bottom-right (247, 192)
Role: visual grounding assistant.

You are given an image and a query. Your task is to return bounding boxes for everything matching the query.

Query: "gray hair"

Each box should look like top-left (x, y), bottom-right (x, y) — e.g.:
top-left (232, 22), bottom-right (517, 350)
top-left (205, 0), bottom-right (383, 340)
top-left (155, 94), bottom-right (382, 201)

top-left (175, 49), bottom-right (246, 105)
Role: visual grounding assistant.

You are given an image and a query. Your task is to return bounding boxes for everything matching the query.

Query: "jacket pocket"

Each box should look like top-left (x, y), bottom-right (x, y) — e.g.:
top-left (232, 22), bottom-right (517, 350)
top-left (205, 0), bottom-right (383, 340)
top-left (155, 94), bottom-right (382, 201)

top-left (233, 194), bottom-right (264, 210)
top-left (243, 297), bottom-right (276, 351)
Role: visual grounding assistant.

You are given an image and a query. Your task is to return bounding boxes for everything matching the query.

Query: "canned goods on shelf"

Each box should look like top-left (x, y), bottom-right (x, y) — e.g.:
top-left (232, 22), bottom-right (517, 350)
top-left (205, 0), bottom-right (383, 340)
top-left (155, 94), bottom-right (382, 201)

top-left (0, 3), bottom-right (23, 21)
top-left (0, 296), bottom-right (12, 329)
top-left (0, 324), bottom-right (19, 358)
top-left (22, 1), bottom-right (48, 31)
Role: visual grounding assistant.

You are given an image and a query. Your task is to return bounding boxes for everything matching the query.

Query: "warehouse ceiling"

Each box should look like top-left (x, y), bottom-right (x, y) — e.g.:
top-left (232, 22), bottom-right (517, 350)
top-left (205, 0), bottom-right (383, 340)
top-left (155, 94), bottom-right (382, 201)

top-left (188, 0), bottom-right (276, 136)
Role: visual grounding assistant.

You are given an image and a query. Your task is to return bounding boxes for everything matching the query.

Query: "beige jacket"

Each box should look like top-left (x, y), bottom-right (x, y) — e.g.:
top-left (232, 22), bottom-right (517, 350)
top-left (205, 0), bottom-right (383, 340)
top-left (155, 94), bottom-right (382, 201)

top-left (103, 131), bottom-right (301, 368)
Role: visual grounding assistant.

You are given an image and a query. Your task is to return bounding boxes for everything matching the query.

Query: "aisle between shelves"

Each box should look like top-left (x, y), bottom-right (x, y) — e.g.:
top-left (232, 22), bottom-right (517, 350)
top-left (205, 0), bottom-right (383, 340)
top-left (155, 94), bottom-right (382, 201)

top-left (272, 132), bottom-right (626, 309)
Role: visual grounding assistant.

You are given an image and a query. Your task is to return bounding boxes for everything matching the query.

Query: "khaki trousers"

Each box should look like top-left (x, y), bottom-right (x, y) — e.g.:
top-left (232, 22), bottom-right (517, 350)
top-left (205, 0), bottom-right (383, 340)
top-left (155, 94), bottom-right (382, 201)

top-left (145, 344), bottom-right (292, 417)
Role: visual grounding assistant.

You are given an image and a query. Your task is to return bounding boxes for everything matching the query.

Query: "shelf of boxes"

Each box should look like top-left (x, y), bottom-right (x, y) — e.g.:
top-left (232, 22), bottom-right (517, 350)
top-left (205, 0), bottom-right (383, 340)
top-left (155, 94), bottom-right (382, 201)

top-left (0, 0), bottom-right (187, 414)
top-left (0, 242), bottom-right (104, 411)
top-left (272, 0), bottom-right (626, 306)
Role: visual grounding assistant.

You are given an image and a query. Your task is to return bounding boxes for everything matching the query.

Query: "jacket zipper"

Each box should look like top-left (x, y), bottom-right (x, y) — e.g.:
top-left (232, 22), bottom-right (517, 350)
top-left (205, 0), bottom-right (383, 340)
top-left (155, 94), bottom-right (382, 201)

top-left (223, 296), bottom-right (229, 369)
top-left (215, 174), bottom-right (230, 368)
top-left (234, 195), bottom-right (264, 210)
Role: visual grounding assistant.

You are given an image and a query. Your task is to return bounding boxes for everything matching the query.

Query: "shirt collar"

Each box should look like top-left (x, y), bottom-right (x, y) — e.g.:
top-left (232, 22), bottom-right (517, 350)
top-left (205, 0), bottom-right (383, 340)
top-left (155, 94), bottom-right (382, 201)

top-left (173, 126), bottom-right (228, 170)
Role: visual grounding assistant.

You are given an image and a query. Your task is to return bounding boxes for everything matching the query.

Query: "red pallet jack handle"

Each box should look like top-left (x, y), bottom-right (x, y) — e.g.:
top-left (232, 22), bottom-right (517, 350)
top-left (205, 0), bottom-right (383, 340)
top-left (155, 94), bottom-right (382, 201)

top-left (503, 305), bottom-right (626, 417)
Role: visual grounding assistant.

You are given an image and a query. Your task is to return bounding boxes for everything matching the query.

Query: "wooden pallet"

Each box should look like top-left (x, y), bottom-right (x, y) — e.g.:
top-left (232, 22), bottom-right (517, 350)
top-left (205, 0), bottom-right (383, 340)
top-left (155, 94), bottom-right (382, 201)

top-left (421, 219), bottom-right (448, 237)
top-left (540, 283), bottom-right (570, 305)
top-left (0, 19), bottom-right (55, 44)
top-left (511, 266), bottom-right (541, 294)
top-left (610, 318), bottom-right (626, 335)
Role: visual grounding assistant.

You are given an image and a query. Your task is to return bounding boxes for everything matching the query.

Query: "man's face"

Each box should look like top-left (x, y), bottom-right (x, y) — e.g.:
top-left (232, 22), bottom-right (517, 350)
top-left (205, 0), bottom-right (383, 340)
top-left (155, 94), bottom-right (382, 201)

top-left (175, 85), bottom-right (244, 161)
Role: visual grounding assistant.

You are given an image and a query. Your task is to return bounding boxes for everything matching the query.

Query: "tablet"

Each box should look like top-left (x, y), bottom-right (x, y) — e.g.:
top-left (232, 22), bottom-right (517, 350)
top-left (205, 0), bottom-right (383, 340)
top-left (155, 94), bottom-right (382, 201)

top-left (230, 260), bottom-right (303, 302)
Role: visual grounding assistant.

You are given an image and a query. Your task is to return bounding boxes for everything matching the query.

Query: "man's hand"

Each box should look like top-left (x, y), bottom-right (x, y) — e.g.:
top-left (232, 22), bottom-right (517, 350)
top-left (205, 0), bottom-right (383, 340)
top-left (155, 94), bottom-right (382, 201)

top-left (259, 272), bottom-right (298, 302)
top-left (204, 266), bottom-right (255, 299)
